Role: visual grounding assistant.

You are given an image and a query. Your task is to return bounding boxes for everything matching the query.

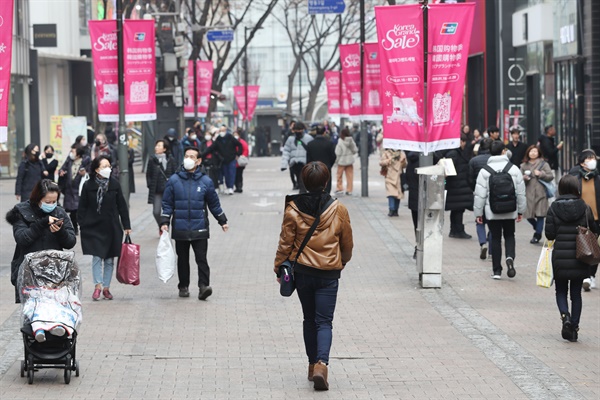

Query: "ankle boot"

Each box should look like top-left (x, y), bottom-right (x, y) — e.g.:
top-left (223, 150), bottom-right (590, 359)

top-left (308, 363), bottom-right (315, 381)
top-left (561, 313), bottom-right (572, 340)
top-left (388, 209), bottom-right (394, 217)
top-left (312, 361), bottom-right (329, 391)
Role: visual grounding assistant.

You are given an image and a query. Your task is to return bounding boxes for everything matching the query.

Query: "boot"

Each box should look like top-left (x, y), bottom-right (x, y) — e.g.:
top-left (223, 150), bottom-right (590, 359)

top-left (307, 363), bottom-right (315, 381)
top-left (561, 313), bottom-right (572, 340)
top-left (392, 210), bottom-right (399, 217)
top-left (388, 209), bottom-right (394, 217)
top-left (312, 361), bottom-right (329, 390)
top-left (453, 225), bottom-right (472, 239)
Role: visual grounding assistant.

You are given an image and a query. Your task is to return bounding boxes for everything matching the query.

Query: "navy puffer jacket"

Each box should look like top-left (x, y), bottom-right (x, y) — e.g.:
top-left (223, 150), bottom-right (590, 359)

top-left (161, 168), bottom-right (227, 241)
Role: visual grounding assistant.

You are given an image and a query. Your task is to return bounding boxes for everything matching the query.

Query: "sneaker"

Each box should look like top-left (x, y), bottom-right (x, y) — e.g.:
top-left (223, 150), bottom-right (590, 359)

top-left (480, 244), bottom-right (488, 260)
top-left (491, 274), bottom-right (501, 280)
top-left (92, 288), bottom-right (101, 301)
top-left (179, 287), bottom-right (190, 297)
top-left (35, 329), bottom-right (46, 343)
top-left (334, 190), bottom-right (345, 196)
top-left (530, 233), bottom-right (541, 244)
top-left (488, 254), bottom-right (493, 261)
top-left (453, 231), bottom-right (472, 239)
top-left (227, 188), bottom-right (234, 195)
top-left (50, 326), bottom-right (66, 337)
top-left (590, 276), bottom-right (597, 289)
top-left (583, 278), bottom-right (591, 292)
top-left (102, 288), bottom-right (113, 300)
top-left (506, 258), bottom-right (516, 278)
top-left (198, 285), bottom-right (213, 300)
top-left (449, 231), bottom-right (457, 238)
top-left (345, 192), bottom-right (352, 196)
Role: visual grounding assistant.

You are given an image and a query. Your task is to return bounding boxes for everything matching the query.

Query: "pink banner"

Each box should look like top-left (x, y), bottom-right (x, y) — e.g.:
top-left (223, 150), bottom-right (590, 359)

top-left (184, 61), bottom-right (214, 118)
top-left (375, 4), bottom-right (425, 151)
top-left (89, 20), bottom-right (119, 122)
top-left (339, 43), bottom-right (362, 120)
top-left (123, 19), bottom-right (156, 121)
top-left (363, 42), bottom-right (382, 120)
top-left (426, 3), bottom-right (475, 152)
top-left (234, 85), bottom-right (260, 121)
top-left (324, 71), bottom-right (341, 119)
top-left (0, 0), bottom-right (14, 139)
top-left (341, 78), bottom-right (350, 118)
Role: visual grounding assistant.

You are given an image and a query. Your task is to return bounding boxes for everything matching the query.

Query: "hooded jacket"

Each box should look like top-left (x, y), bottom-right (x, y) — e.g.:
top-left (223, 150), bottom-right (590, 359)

top-left (274, 193), bottom-right (353, 279)
top-left (545, 195), bottom-right (599, 279)
top-left (335, 137), bottom-right (358, 166)
top-left (281, 133), bottom-right (314, 169)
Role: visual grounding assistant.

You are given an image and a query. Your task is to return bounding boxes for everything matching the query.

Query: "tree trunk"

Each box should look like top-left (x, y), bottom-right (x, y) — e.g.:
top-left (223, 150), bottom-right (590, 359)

top-left (286, 58), bottom-right (301, 116)
top-left (303, 69), bottom-right (325, 121)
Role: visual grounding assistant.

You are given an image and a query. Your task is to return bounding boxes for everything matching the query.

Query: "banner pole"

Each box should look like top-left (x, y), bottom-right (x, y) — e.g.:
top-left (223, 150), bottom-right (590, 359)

top-left (421, 0), bottom-right (432, 163)
top-left (116, 0), bottom-right (129, 204)
top-left (359, 0), bottom-right (368, 197)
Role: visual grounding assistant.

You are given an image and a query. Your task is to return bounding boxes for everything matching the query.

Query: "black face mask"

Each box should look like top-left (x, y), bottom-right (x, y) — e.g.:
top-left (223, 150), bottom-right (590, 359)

top-left (45, 152), bottom-right (53, 159)
top-left (95, 139), bottom-right (102, 146)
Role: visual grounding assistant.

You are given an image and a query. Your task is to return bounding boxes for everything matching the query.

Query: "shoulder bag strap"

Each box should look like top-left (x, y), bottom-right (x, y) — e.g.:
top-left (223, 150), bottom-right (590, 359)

top-left (293, 198), bottom-right (335, 264)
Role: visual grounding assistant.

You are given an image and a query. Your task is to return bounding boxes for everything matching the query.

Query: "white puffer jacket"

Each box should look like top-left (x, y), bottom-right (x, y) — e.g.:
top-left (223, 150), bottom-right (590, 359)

top-left (335, 137), bottom-right (358, 166)
top-left (281, 133), bottom-right (314, 169)
top-left (473, 155), bottom-right (527, 220)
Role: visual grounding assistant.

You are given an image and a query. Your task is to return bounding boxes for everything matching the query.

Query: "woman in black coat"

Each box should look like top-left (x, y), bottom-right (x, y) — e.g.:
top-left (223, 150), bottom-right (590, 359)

top-left (15, 144), bottom-right (48, 202)
top-left (545, 175), bottom-right (599, 342)
top-left (42, 145), bottom-right (59, 182)
top-left (444, 135), bottom-right (474, 239)
top-left (146, 139), bottom-right (177, 232)
top-left (58, 144), bottom-right (91, 235)
top-left (6, 179), bottom-right (76, 303)
top-left (78, 156), bottom-right (131, 301)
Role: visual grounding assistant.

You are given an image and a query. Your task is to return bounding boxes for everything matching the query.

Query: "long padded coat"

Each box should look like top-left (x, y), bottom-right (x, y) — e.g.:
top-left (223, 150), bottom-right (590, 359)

top-left (146, 154), bottom-right (177, 204)
top-left (445, 147), bottom-right (474, 211)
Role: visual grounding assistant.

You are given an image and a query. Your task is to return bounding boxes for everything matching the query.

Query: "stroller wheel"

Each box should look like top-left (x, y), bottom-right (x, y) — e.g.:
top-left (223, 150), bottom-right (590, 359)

top-left (20, 361), bottom-right (25, 377)
top-left (27, 366), bottom-right (34, 384)
top-left (64, 367), bottom-right (71, 384)
top-left (75, 360), bottom-right (80, 377)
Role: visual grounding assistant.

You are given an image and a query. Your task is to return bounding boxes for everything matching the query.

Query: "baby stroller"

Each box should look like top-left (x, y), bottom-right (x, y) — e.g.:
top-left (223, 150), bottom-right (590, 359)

top-left (17, 250), bottom-right (82, 384)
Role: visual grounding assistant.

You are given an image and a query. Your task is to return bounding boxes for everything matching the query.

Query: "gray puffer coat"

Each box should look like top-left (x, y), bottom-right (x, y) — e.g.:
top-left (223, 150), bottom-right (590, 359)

top-left (281, 133), bottom-right (313, 169)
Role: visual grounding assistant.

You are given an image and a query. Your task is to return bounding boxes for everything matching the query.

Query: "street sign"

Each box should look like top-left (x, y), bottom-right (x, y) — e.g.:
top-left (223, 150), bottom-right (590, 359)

top-left (206, 30), bottom-right (234, 42)
top-left (308, 0), bottom-right (345, 14)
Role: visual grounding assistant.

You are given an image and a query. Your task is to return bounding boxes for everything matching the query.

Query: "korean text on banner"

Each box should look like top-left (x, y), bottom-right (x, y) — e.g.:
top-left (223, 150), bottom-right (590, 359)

top-left (0, 0), bottom-right (14, 141)
top-left (363, 42), bottom-right (383, 121)
top-left (184, 61), bottom-right (214, 118)
top-left (89, 20), bottom-right (119, 122)
top-left (123, 20), bottom-right (156, 122)
top-left (233, 86), bottom-right (260, 121)
top-left (341, 78), bottom-right (350, 118)
top-left (324, 71), bottom-right (341, 119)
top-left (339, 43), bottom-right (362, 120)
top-left (426, 3), bottom-right (475, 153)
top-left (375, 5), bottom-right (425, 151)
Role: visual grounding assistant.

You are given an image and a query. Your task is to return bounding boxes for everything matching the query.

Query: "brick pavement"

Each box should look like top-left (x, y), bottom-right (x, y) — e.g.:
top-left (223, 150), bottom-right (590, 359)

top-left (0, 156), bottom-right (598, 399)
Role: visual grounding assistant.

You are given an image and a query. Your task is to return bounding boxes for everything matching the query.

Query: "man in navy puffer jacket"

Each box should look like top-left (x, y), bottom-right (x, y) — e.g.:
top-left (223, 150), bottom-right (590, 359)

top-left (161, 147), bottom-right (228, 300)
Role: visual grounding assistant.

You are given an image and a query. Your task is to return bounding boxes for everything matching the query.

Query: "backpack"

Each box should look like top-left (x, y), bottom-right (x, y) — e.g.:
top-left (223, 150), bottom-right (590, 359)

top-left (483, 163), bottom-right (517, 214)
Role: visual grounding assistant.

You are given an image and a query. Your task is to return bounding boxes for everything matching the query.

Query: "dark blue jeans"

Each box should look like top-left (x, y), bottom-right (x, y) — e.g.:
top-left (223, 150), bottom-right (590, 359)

top-left (527, 217), bottom-right (545, 235)
top-left (295, 273), bottom-right (339, 364)
top-left (555, 278), bottom-right (584, 327)
top-left (222, 160), bottom-right (237, 189)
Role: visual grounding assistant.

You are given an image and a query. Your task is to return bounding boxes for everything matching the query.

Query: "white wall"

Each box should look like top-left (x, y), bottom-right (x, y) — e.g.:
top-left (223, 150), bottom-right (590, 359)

top-left (29, 0), bottom-right (81, 57)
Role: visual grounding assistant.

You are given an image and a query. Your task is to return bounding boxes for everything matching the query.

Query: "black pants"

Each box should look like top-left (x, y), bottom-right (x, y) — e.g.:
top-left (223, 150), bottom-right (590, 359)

top-left (555, 278), bottom-right (584, 327)
top-left (235, 166), bottom-right (245, 192)
top-left (66, 209), bottom-right (78, 233)
top-left (175, 239), bottom-right (209, 289)
top-left (290, 163), bottom-right (306, 193)
top-left (449, 209), bottom-right (465, 233)
top-left (289, 168), bottom-right (297, 187)
top-left (487, 219), bottom-right (516, 275)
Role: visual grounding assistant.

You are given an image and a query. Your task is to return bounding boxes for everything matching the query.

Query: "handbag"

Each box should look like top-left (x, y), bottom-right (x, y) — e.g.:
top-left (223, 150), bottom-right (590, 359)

top-left (279, 198), bottom-right (335, 297)
top-left (575, 209), bottom-right (600, 265)
top-left (535, 161), bottom-right (556, 198)
top-left (536, 240), bottom-right (554, 288)
top-left (78, 173), bottom-right (89, 196)
top-left (116, 234), bottom-right (141, 285)
top-left (237, 155), bottom-right (249, 167)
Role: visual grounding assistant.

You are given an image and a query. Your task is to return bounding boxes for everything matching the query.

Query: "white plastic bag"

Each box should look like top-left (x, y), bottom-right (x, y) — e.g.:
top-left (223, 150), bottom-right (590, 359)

top-left (78, 173), bottom-right (89, 196)
top-left (156, 233), bottom-right (175, 283)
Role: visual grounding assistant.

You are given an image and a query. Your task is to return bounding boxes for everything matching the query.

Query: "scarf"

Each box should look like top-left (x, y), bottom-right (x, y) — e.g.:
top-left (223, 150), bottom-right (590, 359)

top-left (579, 166), bottom-right (598, 181)
top-left (95, 175), bottom-right (110, 213)
top-left (155, 153), bottom-right (167, 170)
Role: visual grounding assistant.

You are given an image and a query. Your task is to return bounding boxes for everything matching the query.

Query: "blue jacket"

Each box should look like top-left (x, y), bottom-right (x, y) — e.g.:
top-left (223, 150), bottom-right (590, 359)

top-left (161, 168), bottom-right (227, 241)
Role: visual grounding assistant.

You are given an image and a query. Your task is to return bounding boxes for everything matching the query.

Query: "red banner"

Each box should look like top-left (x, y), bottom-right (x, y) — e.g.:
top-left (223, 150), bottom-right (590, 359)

top-left (363, 42), bottom-right (382, 120)
top-left (0, 0), bottom-right (14, 140)
top-left (339, 43), bottom-right (362, 120)
top-left (184, 60), bottom-right (214, 118)
top-left (324, 71), bottom-right (341, 119)
top-left (341, 78), bottom-right (350, 118)
top-left (89, 20), bottom-right (119, 122)
top-left (123, 20), bottom-right (156, 121)
top-left (233, 86), bottom-right (260, 121)
top-left (426, 3), bottom-right (475, 152)
top-left (375, 4), bottom-right (425, 151)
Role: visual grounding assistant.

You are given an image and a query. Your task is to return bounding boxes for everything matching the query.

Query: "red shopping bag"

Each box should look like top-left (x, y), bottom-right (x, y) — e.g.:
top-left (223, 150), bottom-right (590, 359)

top-left (117, 234), bottom-right (140, 285)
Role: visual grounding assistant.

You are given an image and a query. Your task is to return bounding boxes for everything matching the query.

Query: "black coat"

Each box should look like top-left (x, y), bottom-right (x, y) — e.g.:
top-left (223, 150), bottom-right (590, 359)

top-left (306, 136), bottom-right (337, 169)
top-left (203, 134), bottom-right (242, 164)
top-left (468, 150), bottom-right (491, 191)
top-left (42, 158), bottom-right (59, 181)
top-left (538, 134), bottom-right (559, 170)
top-left (445, 147), bottom-right (474, 211)
top-left (78, 177), bottom-right (131, 259)
top-left (569, 166), bottom-right (600, 219)
top-left (146, 154), bottom-right (177, 204)
top-left (545, 195), bottom-right (599, 280)
top-left (507, 141), bottom-right (528, 167)
top-left (58, 156), bottom-right (91, 211)
top-left (15, 159), bottom-right (46, 200)
top-left (406, 152), bottom-right (420, 211)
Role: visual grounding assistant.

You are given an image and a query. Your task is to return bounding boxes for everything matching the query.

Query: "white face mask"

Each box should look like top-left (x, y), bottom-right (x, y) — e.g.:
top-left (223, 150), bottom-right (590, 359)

top-left (585, 159), bottom-right (597, 171)
top-left (69, 153), bottom-right (76, 161)
top-left (190, 134), bottom-right (197, 140)
top-left (205, 135), bottom-right (212, 141)
top-left (98, 167), bottom-right (111, 179)
top-left (219, 131), bottom-right (226, 137)
top-left (183, 158), bottom-right (197, 171)
top-left (80, 139), bottom-right (87, 147)
top-left (483, 132), bottom-right (489, 138)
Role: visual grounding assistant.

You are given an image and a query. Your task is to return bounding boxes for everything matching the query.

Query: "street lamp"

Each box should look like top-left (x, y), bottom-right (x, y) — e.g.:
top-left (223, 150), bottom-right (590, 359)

top-left (243, 26), bottom-right (263, 133)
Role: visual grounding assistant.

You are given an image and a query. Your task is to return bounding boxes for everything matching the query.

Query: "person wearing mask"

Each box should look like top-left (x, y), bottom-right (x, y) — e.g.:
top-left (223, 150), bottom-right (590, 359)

top-left (74, 135), bottom-right (91, 156)
top-left (445, 134), bottom-right (474, 238)
top-left (201, 128), bottom-right (221, 188)
top-left (468, 138), bottom-right (494, 259)
top-left (42, 145), bottom-right (59, 182)
top-left (104, 123), bottom-right (117, 146)
top-left (6, 179), bottom-right (77, 303)
top-left (507, 128), bottom-right (528, 167)
top-left (234, 129), bottom-right (249, 193)
top-left (161, 147), bottom-right (229, 300)
top-left (58, 145), bottom-right (91, 235)
top-left (380, 148), bottom-right (407, 217)
top-left (164, 128), bottom-right (183, 165)
top-left (274, 161), bottom-right (353, 391)
top-left (569, 149), bottom-right (600, 291)
top-left (539, 125), bottom-right (563, 178)
top-left (334, 127), bottom-right (358, 196)
top-left (281, 122), bottom-right (314, 193)
top-left (146, 139), bottom-right (177, 234)
top-left (78, 156), bottom-right (132, 301)
top-left (520, 145), bottom-right (553, 244)
top-left (545, 175), bottom-right (599, 342)
top-left (306, 125), bottom-right (337, 194)
top-left (182, 127), bottom-right (201, 149)
top-left (202, 126), bottom-right (243, 195)
top-left (91, 133), bottom-right (119, 178)
top-left (15, 144), bottom-right (48, 202)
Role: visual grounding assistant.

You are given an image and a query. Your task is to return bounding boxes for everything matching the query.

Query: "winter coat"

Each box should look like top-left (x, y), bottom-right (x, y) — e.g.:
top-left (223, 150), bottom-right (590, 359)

top-left (538, 134), bottom-right (559, 170)
top-left (569, 166), bottom-right (600, 220)
top-left (507, 141), bottom-right (528, 167)
top-left (281, 133), bottom-right (314, 169)
top-left (406, 152), bottom-right (420, 211)
top-left (306, 136), bottom-right (337, 169)
top-left (445, 147), bottom-right (474, 211)
top-left (42, 158), bottom-right (59, 182)
top-left (335, 137), bottom-right (358, 166)
top-left (58, 156), bottom-right (91, 211)
top-left (146, 154), bottom-right (177, 204)
top-left (468, 150), bottom-right (491, 191)
top-left (181, 136), bottom-right (201, 149)
top-left (520, 160), bottom-right (553, 218)
top-left (165, 136), bottom-right (184, 166)
top-left (274, 193), bottom-right (353, 279)
top-left (545, 195), bottom-right (599, 280)
top-left (15, 159), bottom-right (46, 200)
top-left (236, 138), bottom-right (249, 168)
top-left (203, 134), bottom-right (242, 164)
top-left (473, 155), bottom-right (527, 220)
top-left (6, 201), bottom-right (76, 290)
top-left (78, 177), bottom-right (131, 259)
top-left (380, 149), bottom-right (407, 200)
top-left (161, 168), bottom-right (227, 241)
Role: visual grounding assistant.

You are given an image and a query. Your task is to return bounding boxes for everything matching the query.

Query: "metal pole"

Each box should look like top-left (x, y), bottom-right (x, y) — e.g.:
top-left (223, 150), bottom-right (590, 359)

top-left (192, 0), bottom-right (198, 120)
top-left (420, 0), bottom-right (432, 167)
top-left (338, 14), bottom-right (344, 127)
top-left (244, 27), bottom-right (249, 132)
top-left (359, 0), bottom-right (368, 197)
top-left (498, 0), bottom-right (504, 140)
top-left (116, 0), bottom-right (129, 203)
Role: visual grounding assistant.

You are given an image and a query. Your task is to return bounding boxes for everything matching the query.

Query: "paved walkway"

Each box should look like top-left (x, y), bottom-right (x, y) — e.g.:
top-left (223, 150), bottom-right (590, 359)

top-left (0, 156), bottom-right (598, 399)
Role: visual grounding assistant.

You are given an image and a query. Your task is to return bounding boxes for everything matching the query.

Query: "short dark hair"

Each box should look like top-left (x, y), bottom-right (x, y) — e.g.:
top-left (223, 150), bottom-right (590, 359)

top-left (522, 145), bottom-right (541, 163)
top-left (460, 133), bottom-right (468, 143)
top-left (558, 174), bottom-right (580, 197)
top-left (578, 149), bottom-right (597, 165)
top-left (294, 122), bottom-right (306, 131)
top-left (487, 126), bottom-right (500, 134)
top-left (490, 140), bottom-right (506, 156)
top-left (70, 144), bottom-right (85, 158)
top-left (90, 155), bottom-right (110, 179)
top-left (75, 135), bottom-right (85, 144)
top-left (480, 138), bottom-right (494, 152)
top-left (340, 127), bottom-right (351, 139)
top-left (44, 145), bottom-right (54, 152)
top-left (315, 125), bottom-right (326, 136)
top-left (30, 178), bottom-right (61, 205)
top-left (155, 139), bottom-right (168, 152)
top-left (301, 161), bottom-right (330, 193)
top-left (184, 146), bottom-right (201, 158)
top-left (544, 125), bottom-right (554, 134)
top-left (510, 128), bottom-right (520, 134)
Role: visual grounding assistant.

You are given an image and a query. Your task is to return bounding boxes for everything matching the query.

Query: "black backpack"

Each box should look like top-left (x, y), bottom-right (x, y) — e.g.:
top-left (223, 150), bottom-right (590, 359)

top-left (483, 163), bottom-right (517, 214)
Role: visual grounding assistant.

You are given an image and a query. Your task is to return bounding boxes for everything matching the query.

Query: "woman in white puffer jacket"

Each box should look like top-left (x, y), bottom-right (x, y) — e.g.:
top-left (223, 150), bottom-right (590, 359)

top-left (334, 127), bottom-right (358, 195)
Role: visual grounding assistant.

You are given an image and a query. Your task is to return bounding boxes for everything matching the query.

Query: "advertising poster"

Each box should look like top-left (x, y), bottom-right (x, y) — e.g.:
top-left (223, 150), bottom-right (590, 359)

top-left (363, 42), bottom-right (383, 120)
top-left (184, 60), bottom-right (214, 118)
top-left (233, 86), bottom-right (260, 121)
top-left (339, 43), bottom-right (362, 120)
top-left (89, 20), bottom-right (119, 122)
top-left (0, 1), bottom-right (14, 141)
top-left (324, 70), bottom-right (341, 119)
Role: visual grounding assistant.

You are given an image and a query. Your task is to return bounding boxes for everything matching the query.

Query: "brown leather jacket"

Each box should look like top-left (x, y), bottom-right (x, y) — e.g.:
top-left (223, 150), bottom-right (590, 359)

top-left (274, 196), bottom-right (353, 274)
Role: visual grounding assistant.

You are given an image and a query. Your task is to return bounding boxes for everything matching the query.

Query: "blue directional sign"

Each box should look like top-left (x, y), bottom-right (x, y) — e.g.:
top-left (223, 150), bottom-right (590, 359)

top-left (308, 0), bottom-right (345, 15)
top-left (207, 30), bottom-right (234, 42)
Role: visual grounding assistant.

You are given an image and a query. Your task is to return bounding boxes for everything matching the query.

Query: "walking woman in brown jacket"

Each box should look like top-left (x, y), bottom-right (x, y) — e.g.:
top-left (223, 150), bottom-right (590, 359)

top-left (274, 161), bottom-right (354, 391)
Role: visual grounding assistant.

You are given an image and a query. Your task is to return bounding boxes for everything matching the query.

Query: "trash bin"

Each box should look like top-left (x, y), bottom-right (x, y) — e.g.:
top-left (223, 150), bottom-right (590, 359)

top-left (270, 140), bottom-right (281, 156)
